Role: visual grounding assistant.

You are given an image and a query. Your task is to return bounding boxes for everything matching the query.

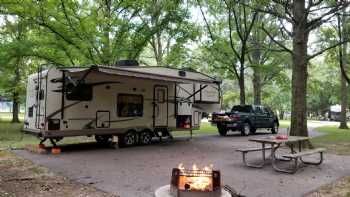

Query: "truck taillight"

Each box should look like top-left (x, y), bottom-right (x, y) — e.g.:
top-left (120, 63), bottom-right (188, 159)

top-left (230, 115), bottom-right (240, 121)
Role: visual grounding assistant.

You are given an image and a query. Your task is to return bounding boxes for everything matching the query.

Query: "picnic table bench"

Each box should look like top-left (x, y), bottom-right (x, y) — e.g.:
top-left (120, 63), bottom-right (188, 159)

top-left (236, 146), bottom-right (274, 168)
top-left (280, 147), bottom-right (325, 173)
top-left (236, 136), bottom-right (326, 174)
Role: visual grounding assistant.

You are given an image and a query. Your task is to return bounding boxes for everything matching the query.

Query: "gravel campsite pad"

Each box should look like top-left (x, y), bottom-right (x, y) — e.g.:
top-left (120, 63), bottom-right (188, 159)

top-left (13, 133), bottom-right (350, 197)
top-left (0, 150), bottom-right (117, 197)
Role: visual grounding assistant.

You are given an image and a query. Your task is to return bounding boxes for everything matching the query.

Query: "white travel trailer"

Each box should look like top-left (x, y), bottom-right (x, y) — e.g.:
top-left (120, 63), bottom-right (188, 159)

top-left (23, 62), bottom-right (221, 147)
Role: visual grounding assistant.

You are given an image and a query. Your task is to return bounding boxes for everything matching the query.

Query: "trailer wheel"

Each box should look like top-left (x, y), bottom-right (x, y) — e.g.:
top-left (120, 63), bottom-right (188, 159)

top-left (139, 130), bottom-right (153, 145)
top-left (118, 130), bottom-right (138, 148)
top-left (95, 135), bottom-right (113, 145)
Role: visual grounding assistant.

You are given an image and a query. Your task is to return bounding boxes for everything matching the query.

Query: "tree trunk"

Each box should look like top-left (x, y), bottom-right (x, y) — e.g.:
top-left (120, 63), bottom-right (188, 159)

top-left (239, 66), bottom-right (245, 105)
top-left (102, 0), bottom-right (112, 65)
top-left (156, 31), bottom-right (163, 66)
top-left (12, 92), bottom-right (20, 123)
top-left (279, 110), bottom-right (284, 120)
top-left (12, 65), bottom-right (20, 123)
top-left (253, 70), bottom-right (261, 105)
top-left (339, 12), bottom-right (348, 129)
top-left (252, 13), bottom-right (262, 105)
top-left (339, 73), bottom-right (348, 129)
top-left (290, 0), bottom-right (309, 136)
top-left (252, 46), bottom-right (262, 105)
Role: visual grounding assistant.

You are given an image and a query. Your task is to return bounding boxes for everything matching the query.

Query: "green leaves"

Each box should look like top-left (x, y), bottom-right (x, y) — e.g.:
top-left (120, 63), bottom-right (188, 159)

top-left (0, 0), bottom-right (188, 66)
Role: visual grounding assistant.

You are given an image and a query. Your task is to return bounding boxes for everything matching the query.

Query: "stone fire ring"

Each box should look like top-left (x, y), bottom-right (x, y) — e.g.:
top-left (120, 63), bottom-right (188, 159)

top-left (154, 185), bottom-right (231, 197)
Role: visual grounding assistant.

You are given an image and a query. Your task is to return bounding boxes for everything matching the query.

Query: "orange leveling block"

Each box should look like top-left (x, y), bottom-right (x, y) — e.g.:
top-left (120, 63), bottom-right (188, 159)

top-left (51, 147), bottom-right (61, 154)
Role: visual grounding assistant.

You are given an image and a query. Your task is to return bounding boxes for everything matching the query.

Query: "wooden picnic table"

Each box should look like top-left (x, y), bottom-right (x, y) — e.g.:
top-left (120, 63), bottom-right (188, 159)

top-left (237, 136), bottom-right (325, 173)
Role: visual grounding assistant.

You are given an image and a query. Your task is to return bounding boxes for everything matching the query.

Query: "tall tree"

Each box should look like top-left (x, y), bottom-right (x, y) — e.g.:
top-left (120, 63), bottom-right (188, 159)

top-left (243, 0), bottom-right (350, 136)
top-left (0, 0), bottom-right (184, 66)
top-left (141, 0), bottom-right (199, 67)
top-left (197, 0), bottom-right (258, 105)
top-left (337, 9), bottom-right (349, 129)
top-left (248, 14), bottom-right (289, 105)
top-left (0, 17), bottom-right (32, 122)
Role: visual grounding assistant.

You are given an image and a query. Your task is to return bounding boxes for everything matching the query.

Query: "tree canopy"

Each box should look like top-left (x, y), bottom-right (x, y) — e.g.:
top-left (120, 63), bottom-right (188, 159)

top-left (0, 0), bottom-right (349, 134)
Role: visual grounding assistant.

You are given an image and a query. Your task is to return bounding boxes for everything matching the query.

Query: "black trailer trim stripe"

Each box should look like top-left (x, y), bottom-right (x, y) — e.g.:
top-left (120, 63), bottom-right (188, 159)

top-left (47, 101), bottom-right (82, 119)
top-left (108, 118), bottom-right (138, 123)
top-left (186, 85), bottom-right (208, 100)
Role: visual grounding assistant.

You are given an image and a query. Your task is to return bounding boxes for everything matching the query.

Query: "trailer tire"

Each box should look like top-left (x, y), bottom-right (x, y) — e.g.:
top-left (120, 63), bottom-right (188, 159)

top-left (95, 135), bottom-right (113, 145)
top-left (139, 130), bottom-right (153, 145)
top-left (118, 130), bottom-right (138, 148)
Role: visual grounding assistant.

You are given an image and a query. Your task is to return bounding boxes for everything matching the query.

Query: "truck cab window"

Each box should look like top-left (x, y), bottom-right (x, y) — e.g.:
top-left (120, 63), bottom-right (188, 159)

top-left (231, 105), bottom-right (252, 113)
top-left (66, 83), bottom-right (93, 101)
top-left (254, 106), bottom-right (263, 114)
top-left (117, 94), bottom-right (143, 117)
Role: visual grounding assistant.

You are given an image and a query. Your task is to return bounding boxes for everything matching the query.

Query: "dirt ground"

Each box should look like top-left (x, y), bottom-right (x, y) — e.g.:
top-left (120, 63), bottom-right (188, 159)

top-left (0, 150), bottom-right (117, 197)
top-left (13, 131), bottom-right (350, 197)
top-left (306, 176), bottom-right (350, 197)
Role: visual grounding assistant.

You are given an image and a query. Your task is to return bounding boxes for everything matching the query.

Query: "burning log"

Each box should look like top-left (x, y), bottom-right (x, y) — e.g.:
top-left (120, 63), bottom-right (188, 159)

top-left (170, 164), bottom-right (221, 197)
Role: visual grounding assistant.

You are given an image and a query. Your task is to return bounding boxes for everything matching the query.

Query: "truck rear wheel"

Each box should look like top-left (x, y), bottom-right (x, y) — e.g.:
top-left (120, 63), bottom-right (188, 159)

top-left (118, 130), bottom-right (138, 148)
top-left (95, 135), bottom-right (113, 145)
top-left (217, 125), bottom-right (228, 136)
top-left (271, 122), bottom-right (279, 134)
top-left (241, 123), bottom-right (251, 136)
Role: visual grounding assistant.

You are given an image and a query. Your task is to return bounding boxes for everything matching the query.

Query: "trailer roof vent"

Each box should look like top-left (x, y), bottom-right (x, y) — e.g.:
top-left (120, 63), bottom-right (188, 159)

top-left (116, 60), bottom-right (139, 67)
top-left (178, 70), bottom-right (186, 77)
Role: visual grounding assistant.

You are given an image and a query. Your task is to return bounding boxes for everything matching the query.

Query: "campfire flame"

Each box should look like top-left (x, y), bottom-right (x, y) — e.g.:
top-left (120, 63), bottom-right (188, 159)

top-left (177, 163), bottom-right (214, 192)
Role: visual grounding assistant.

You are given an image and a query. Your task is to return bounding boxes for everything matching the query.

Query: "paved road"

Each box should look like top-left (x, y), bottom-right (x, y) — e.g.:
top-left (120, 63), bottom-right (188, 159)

top-left (14, 121), bottom-right (350, 197)
top-left (280, 120), bottom-right (340, 137)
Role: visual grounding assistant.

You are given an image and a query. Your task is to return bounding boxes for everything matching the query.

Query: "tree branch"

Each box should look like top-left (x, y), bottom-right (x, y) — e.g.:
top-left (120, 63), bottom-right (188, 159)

top-left (307, 39), bottom-right (349, 60)
top-left (261, 25), bottom-right (293, 54)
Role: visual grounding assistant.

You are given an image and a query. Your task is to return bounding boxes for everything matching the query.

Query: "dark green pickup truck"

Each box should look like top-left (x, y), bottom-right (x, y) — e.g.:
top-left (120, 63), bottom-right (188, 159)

top-left (211, 105), bottom-right (279, 136)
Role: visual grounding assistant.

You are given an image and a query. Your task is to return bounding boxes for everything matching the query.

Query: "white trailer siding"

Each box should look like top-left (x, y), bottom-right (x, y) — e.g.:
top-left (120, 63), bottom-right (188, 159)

top-left (23, 66), bottom-right (221, 138)
top-left (44, 71), bottom-right (175, 133)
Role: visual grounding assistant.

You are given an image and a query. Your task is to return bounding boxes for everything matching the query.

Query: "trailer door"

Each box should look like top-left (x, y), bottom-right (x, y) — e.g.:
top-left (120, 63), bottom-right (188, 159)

top-left (153, 86), bottom-right (168, 127)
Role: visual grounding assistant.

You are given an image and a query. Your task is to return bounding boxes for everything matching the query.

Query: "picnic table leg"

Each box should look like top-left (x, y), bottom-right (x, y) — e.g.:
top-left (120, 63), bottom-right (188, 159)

top-left (241, 152), bottom-right (266, 168)
top-left (240, 143), bottom-right (268, 168)
top-left (262, 143), bottom-right (266, 161)
top-left (273, 143), bottom-right (292, 161)
top-left (271, 145), bottom-right (298, 174)
top-left (300, 152), bottom-right (324, 165)
top-left (291, 143), bottom-right (295, 153)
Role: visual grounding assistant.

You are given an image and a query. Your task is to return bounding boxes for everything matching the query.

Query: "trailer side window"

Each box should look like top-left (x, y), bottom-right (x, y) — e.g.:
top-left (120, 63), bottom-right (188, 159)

top-left (117, 94), bottom-right (143, 117)
top-left (66, 83), bottom-right (93, 101)
top-left (28, 107), bottom-right (33, 117)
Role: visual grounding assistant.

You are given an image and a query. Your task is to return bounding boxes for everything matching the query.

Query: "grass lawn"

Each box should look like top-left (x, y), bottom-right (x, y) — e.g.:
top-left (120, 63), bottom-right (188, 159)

top-left (0, 113), bottom-right (96, 149)
top-left (311, 126), bottom-right (350, 155)
top-left (307, 176), bottom-right (350, 197)
top-left (173, 122), bottom-right (218, 137)
top-left (279, 120), bottom-right (290, 128)
top-left (0, 120), bottom-right (96, 149)
top-left (0, 112), bottom-right (24, 122)
top-left (0, 111), bottom-right (218, 149)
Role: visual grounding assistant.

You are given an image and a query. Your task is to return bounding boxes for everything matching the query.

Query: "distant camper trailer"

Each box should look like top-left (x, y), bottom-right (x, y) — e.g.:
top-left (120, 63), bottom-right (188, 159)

top-left (23, 64), bottom-right (221, 147)
top-left (328, 105), bottom-right (349, 121)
